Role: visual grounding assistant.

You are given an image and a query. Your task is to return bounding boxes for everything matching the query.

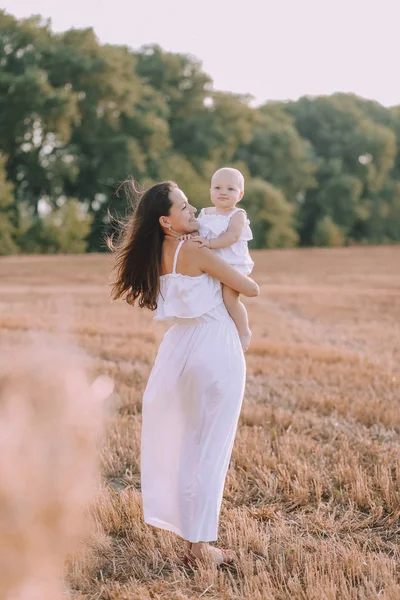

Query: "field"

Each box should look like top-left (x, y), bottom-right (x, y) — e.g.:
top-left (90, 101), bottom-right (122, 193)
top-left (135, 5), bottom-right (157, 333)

top-left (0, 246), bottom-right (399, 599)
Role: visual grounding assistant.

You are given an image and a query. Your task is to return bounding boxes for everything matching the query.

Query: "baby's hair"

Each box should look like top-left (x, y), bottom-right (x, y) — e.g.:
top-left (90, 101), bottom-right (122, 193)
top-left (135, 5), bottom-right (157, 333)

top-left (211, 167), bottom-right (245, 192)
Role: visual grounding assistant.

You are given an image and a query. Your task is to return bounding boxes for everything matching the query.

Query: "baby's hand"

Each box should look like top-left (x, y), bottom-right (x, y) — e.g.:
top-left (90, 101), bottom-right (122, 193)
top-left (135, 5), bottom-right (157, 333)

top-left (191, 236), bottom-right (211, 248)
top-left (179, 233), bottom-right (193, 241)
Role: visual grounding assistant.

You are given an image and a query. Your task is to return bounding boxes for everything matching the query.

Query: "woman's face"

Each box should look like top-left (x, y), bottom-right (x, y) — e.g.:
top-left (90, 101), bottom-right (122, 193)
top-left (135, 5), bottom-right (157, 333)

top-left (165, 187), bottom-right (198, 234)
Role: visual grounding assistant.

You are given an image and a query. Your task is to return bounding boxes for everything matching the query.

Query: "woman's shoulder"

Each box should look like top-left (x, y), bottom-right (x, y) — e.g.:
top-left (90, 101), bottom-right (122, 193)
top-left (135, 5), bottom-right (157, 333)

top-left (181, 239), bottom-right (202, 254)
top-left (177, 239), bottom-right (206, 269)
top-left (180, 238), bottom-right (218, 272)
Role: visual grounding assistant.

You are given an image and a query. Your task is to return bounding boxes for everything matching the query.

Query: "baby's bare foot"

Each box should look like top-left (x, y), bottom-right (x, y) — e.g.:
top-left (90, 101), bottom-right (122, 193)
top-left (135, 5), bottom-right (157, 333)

top-left (239, 330), bottom-right (252, 352)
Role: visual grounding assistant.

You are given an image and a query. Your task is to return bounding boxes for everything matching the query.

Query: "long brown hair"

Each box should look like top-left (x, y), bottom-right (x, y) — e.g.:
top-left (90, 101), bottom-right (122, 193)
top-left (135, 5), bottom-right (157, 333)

top-left (108, 179), bottom-right (176, 310)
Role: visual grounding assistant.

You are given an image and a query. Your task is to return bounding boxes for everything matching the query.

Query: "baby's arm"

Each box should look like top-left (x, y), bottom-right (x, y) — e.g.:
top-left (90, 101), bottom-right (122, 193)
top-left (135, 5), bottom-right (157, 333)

top-left (194, 211), bottom-right (246, 249)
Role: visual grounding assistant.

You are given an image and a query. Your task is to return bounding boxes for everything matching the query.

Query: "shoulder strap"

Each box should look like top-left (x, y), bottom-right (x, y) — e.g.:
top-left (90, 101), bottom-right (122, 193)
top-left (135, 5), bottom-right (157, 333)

top-left (229, 207), bottom-right (246, 218)
top-left (199, 207), bottom-right (212, 217)
top-left (172, 240), bottom-right (185, 274)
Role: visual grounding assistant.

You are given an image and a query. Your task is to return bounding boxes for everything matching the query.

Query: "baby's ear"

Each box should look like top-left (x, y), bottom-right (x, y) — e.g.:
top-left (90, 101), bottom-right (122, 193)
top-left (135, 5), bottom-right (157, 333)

top-left (239, 191), bottom-right (244, 201)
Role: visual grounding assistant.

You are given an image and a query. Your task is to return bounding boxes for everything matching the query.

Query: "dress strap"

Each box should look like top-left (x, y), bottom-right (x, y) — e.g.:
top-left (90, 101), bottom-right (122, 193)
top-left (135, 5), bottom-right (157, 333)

top-left (172, 240), bottom-right (185, 274)
top-left (229, 207), bottom-right (246, 218)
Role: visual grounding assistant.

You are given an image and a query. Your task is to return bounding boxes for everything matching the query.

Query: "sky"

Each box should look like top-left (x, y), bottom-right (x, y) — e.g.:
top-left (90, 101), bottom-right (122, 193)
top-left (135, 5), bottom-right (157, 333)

top-left (2, 0), bottom-right (399, 107)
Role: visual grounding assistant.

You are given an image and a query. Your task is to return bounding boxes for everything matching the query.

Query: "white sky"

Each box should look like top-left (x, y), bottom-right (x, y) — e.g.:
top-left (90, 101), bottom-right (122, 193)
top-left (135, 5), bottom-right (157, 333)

top-left (3, 0), bottom-right (399, 106)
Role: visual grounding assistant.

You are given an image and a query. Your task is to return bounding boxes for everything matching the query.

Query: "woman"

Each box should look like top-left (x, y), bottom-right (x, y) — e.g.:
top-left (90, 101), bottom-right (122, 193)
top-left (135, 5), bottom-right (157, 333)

top-left (110, 180), bottom-right (259, 566)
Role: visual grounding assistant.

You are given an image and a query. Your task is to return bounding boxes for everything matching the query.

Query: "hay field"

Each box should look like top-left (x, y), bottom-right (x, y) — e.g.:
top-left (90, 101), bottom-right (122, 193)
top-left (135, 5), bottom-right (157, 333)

top-left (0, 246), bottom-right (399, 600)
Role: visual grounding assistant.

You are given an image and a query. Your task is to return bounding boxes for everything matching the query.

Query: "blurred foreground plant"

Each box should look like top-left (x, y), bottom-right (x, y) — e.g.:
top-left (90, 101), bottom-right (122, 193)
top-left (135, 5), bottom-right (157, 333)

top-left (0, 338), bottom-right (113, 600)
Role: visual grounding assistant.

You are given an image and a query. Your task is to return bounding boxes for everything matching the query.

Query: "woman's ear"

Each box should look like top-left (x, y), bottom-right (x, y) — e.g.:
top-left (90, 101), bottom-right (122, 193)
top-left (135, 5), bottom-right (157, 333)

top-left (159, 216), bottom-right (171, 229)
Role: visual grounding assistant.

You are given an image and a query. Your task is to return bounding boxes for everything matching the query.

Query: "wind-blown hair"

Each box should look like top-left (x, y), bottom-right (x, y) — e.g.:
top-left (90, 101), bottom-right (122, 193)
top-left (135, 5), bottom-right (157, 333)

top-left (108, 179), bottom-right (176, 310)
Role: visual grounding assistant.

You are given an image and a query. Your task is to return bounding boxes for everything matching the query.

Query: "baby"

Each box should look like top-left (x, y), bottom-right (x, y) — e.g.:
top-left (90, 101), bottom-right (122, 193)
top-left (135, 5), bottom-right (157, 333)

top-left (193, 167), bottom-right (254, 351)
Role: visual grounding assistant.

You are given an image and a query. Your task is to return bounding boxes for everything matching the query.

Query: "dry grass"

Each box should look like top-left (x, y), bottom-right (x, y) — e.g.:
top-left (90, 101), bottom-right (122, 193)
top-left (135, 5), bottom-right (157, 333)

top-left (0, 246), bottom-right (399, 599)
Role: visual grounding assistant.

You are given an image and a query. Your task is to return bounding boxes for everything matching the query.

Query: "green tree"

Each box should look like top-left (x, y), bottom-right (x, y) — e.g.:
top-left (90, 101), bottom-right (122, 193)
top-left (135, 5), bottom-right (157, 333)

top-left (19, 199), bottom-right (92, 253)
top-left (312, 216), bottom-right (345, 247)
top-left (298, 159), bottom-right (363, 244)
top-left (0, 12), bottom-right (80, 214)
top-left (135, 45), bottom-right (211, 118)
top-left (0, 13), bottom-right (154, 250)
top-left (287, 95), bottom-right (397, 244)
top-left (236, 103), bottom-right (316, 201)
top-left (206, 92), bottom-right (255, 166)
top-left (157, 154), bottom-right (209, 209)
top-left (2, 12), bottom-right (400, 252)
top-left (48, 31), bottom-right (148, 249)
top-left (134, 45), bottom-right (214, 165)
top-left (0, 153), bottom-right (17, 254)
top-left (286, 95), bottom-right (396, 194)
top-left (357, 181), bottom-right (400, 243)
top-left (243, 178), bottom-right (298, 248)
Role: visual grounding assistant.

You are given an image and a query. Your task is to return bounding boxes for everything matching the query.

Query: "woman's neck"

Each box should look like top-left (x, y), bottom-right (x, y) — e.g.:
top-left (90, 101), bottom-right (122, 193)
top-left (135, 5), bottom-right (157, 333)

top-left (164, 230), bottom-right (182, 240)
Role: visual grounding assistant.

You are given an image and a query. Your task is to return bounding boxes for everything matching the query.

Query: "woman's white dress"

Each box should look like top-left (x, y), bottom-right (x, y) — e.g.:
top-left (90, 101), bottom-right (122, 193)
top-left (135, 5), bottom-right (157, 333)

top-left (198, 207), bottom-right (254, 275)
top-left (141, 240), bottom-right (246, 543)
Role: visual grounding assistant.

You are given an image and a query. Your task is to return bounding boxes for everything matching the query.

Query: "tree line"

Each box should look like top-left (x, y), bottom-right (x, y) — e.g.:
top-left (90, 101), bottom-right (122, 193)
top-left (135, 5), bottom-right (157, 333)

top-left (1, 10), bottom-right (399, 254)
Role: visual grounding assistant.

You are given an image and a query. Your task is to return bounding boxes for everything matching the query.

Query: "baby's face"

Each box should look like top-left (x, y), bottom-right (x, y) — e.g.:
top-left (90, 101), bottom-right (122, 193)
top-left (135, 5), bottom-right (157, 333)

top-left (210, 170), bottom-right (244, 211)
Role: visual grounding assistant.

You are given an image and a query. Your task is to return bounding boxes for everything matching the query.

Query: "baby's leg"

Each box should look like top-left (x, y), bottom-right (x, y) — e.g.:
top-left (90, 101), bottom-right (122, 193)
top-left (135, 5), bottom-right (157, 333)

top-left (222, 285), bottom-right (252, 352)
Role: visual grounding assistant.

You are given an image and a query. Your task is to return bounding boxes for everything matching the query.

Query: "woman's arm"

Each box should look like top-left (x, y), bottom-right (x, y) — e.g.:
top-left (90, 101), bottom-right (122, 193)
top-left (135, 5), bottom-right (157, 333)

top-left (191, 243), bottom-right (259, 297)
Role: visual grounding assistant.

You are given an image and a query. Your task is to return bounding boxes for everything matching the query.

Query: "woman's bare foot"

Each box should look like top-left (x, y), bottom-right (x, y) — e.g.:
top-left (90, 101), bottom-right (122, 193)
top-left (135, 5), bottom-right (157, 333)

top-left (187, 542), bottom-right (235, 566)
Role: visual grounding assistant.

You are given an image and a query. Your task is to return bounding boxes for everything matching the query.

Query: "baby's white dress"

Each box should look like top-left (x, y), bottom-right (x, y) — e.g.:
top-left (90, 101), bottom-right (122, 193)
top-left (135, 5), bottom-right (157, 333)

top-left (141, 240), bottom-right (246, 542)
top-left (197, 207), bottom-right (254, 275)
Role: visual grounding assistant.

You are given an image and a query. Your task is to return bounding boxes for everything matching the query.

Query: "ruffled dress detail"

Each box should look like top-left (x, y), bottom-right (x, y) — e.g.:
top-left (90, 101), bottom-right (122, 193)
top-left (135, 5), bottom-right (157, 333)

top-left (197, 207), bottom-right (254, 275)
